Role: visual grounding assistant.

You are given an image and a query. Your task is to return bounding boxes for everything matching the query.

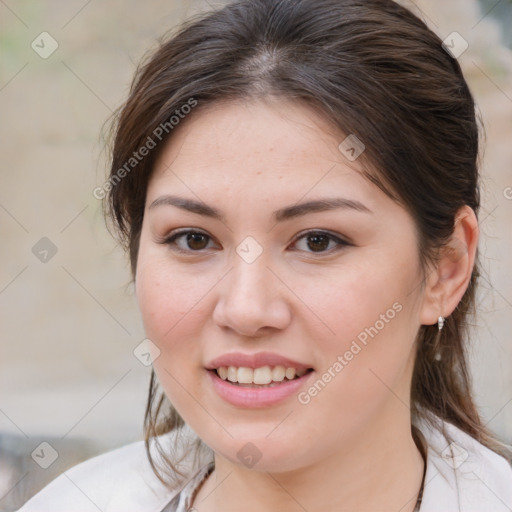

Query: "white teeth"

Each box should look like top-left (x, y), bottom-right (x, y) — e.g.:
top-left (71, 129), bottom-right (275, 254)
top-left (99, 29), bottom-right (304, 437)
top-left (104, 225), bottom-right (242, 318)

top-left (253, 366), bottom-right (272, 385)
top-left (237, 367), bottom-right (253, 384)
top-left (272, 365), bottom-right (286, 382)
top-left (285, 367), bottom-right (296, 380)
top-left (216, 365), bottom-right (308, 385)
top-left (227, 366), bottom-right (237, 382)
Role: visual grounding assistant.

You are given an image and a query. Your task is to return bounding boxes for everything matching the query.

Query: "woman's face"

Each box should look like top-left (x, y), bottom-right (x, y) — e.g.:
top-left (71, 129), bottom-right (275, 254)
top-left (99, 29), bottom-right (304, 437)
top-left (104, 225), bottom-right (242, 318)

top-left (136, 98), bottom-right (427, 472)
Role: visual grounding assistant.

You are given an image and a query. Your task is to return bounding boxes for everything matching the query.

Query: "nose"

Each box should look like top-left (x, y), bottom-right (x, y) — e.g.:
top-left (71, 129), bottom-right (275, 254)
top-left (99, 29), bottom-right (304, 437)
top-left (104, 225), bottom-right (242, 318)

top-left (212, 256), bottom-right (292, 337)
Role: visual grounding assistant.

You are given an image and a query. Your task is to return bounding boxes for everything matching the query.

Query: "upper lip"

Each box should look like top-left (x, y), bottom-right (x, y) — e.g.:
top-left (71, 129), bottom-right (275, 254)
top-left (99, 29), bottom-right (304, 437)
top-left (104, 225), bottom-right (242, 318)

top-left (205, 352), bottom-right (312, 371)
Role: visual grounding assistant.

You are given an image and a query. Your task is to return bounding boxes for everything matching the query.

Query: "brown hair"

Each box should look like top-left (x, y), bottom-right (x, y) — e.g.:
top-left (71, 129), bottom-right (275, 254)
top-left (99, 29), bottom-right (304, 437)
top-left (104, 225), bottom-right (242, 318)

top-left (105, 0), bottom-right (510, 485)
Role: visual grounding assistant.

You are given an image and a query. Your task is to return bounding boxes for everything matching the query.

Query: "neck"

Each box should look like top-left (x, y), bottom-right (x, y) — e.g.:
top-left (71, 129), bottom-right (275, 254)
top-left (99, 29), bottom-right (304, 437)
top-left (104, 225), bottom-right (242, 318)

top-left (193, 405), bottom-right (425, 512)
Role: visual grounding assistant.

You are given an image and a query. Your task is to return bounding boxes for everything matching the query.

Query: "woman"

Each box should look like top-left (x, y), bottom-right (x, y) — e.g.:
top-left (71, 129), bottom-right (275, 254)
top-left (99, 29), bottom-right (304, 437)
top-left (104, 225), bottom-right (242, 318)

top-left (18, 0), bottom-right (512, 510)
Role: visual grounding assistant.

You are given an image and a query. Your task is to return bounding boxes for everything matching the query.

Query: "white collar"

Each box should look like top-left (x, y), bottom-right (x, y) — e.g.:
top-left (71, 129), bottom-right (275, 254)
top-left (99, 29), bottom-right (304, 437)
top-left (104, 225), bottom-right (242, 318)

top-left (417, 416), bottom-right (512, 511)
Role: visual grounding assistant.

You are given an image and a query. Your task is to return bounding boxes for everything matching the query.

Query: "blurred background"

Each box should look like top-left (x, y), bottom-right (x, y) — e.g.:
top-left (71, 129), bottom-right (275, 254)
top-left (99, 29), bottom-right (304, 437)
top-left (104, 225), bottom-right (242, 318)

top-left (1, 0), bottom-right (511, 510)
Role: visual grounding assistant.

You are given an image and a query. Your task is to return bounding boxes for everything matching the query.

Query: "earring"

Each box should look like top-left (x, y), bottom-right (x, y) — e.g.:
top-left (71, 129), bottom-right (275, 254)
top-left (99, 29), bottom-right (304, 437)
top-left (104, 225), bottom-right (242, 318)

top-left (434, 316), bottom-right (445, 361)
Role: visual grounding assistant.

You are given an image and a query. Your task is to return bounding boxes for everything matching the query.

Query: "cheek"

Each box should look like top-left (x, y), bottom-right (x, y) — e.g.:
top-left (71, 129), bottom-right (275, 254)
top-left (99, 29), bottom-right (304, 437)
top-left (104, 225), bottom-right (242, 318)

top-left (135, 258), bottom-right (212, 411)
top-left (305, 251), bottom-right (420, 401)
top-left (305, 256), bottom-right (412, 347)
top-left (135, 256), bottom-right (211, 354)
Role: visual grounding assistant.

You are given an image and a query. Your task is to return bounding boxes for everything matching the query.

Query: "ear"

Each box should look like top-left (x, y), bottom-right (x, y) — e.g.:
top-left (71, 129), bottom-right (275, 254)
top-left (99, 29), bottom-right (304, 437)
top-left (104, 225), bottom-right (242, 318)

top-left (419, 205), bottom-right (479, 326)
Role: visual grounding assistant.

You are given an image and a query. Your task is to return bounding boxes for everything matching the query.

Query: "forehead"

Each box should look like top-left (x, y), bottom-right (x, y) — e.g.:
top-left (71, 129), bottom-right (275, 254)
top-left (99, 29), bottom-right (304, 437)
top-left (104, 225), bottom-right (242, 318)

top-left (148, 98), bottom-right (382, 210)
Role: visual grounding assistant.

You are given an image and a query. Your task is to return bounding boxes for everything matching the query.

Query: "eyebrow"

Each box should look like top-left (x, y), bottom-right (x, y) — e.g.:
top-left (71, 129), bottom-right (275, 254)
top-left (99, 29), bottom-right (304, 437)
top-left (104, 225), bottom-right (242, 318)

top-left (148, 195), bottom-right (373, 221)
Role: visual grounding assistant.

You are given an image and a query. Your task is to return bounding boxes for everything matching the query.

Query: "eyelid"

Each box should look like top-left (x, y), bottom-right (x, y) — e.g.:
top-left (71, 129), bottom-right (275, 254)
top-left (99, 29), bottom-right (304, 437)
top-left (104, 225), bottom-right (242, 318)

top-left (289, 229), bottom-right (352, 252)
top-left (156, 228), bottom-right (220, 254)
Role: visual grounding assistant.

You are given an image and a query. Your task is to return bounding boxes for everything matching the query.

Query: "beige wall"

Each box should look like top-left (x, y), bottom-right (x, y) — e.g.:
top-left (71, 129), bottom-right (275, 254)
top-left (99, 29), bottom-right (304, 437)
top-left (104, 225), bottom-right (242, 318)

top-left (1, 0), bottom-right (511, 508)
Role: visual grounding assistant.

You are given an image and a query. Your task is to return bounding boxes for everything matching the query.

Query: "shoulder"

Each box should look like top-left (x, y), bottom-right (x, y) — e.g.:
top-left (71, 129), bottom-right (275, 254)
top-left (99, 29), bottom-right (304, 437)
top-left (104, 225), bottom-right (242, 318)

top-left (16, 430), bottom-right (211, 512)
top-left (417, 415), bottom-right (512, 512)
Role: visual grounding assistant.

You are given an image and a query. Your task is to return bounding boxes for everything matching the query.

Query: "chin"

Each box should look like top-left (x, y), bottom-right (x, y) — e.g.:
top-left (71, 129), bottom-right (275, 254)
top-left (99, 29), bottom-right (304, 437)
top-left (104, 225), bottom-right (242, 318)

top-left (198, 428), bottom-right (314, 473)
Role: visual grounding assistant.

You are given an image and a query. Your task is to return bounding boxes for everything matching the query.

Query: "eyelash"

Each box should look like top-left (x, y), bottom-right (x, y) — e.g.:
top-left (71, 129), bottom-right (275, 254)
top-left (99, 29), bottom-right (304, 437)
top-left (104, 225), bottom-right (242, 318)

top-left (159, 228), bottom-right (351, 256)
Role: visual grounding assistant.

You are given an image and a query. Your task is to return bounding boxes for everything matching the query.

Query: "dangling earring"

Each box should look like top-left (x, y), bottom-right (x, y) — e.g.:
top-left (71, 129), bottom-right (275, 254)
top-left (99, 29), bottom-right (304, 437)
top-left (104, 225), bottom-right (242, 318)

top-left (434, 316), bottom-right (445, 361)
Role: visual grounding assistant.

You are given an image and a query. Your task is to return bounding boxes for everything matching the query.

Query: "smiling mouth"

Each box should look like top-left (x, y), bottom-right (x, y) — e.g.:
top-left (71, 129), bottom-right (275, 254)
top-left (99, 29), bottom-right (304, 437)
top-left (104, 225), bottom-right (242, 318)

top-left (211, 365), bottom-right (314, 388)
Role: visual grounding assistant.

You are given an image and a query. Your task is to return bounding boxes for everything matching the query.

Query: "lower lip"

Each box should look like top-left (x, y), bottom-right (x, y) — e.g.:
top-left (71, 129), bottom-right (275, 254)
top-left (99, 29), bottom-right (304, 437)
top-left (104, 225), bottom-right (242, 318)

top-left (207, 370), bottom-right (313, 408)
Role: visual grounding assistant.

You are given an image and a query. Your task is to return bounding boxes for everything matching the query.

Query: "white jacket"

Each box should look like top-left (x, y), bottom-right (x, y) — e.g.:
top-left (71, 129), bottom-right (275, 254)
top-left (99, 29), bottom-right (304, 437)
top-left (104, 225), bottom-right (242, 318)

top-left (17, 419), bottom-right (512, 511)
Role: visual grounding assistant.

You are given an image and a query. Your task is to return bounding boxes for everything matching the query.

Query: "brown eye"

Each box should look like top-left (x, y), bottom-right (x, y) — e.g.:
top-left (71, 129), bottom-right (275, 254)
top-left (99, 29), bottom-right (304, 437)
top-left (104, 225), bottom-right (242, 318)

top-left (186, 232), bottom-right (209, 250)
top-left (161, 229), bottom-right (216, 253)
top-left (292, 230), bottom-right (350, 254)
top-left (306, 234), bottom-right (330, 252)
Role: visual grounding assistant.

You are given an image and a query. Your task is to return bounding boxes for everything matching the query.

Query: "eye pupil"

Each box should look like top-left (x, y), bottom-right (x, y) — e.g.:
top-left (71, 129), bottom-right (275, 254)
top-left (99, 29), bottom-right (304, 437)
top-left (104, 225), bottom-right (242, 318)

top-left (187, 232), bottom-right (208, 250)
top-left (307, 234), bottom-right (329, 252)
